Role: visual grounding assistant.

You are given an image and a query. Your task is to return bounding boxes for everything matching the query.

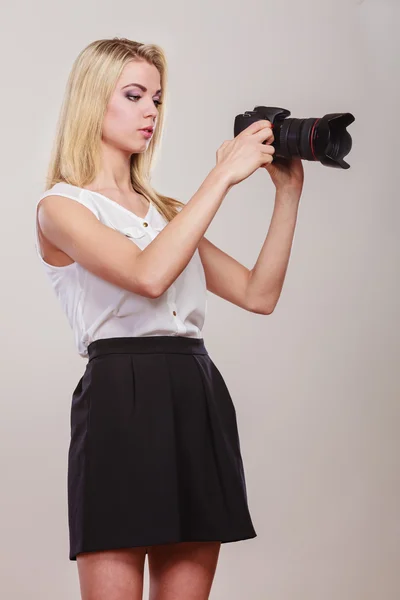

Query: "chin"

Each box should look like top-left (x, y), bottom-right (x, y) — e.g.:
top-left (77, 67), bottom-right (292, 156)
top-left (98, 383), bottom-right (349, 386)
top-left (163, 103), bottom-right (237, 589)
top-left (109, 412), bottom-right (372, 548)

top-left (126, 142), bottom-right (147, 154)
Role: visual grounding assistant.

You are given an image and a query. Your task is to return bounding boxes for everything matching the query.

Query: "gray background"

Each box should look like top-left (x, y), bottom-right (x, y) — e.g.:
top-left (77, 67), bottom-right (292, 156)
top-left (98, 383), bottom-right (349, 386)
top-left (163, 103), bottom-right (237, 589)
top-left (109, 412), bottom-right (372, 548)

top-left (1, 0), bottom-right (399, 598)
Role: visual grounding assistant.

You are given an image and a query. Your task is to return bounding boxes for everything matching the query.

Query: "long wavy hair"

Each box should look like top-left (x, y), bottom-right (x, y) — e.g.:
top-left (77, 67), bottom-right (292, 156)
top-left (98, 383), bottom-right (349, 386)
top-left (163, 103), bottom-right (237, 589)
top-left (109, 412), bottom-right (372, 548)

top-left (44, 37), bottom-right (184, 222)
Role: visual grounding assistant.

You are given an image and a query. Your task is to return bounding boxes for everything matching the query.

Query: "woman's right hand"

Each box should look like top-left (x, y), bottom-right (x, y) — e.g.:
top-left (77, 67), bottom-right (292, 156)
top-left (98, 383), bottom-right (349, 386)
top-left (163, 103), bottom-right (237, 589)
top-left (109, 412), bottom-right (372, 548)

top-left (215, 120), bottom-right (275, 187)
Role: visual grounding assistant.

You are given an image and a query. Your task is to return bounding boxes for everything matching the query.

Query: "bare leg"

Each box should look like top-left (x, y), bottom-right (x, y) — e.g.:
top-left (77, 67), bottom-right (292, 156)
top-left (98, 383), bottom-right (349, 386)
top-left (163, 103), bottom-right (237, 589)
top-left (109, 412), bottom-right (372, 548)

top-left (76, 546), bottom-right (147, 600)
top-left (148, 541), bottom-right (221, 600)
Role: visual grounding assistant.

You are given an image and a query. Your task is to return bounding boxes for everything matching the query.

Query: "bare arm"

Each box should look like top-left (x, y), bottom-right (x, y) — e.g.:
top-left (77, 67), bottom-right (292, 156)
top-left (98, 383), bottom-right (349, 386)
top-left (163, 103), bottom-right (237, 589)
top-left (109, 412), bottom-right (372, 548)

top-left (197, 187), bottom-right (299, 314)
top-left (38, 166), bottom-right (232, 298)
top-left (198, 237), bottom-right (254, 312)
top-left (38, 120), bottom-right (273, 297)
top-left (197, 188), bottom-right (301, 314)
top-left (139, 166), bottom-right (232, 297)
top-left (247, 187), bottom-right (301, 313)
top-left (141, 119), bottom-right (275, 296)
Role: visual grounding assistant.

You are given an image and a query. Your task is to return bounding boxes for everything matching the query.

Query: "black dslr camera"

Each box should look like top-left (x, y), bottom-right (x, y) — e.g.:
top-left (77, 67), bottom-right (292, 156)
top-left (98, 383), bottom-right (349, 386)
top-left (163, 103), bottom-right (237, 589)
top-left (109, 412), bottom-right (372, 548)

top-left (234, 106), bottom-right (355, 169)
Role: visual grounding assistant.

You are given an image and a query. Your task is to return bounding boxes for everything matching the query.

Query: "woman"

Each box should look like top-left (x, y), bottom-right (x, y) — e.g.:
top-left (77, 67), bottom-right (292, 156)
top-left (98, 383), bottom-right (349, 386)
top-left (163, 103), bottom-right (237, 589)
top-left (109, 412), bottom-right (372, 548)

top-left (35, 37), bottom-right (304, 600)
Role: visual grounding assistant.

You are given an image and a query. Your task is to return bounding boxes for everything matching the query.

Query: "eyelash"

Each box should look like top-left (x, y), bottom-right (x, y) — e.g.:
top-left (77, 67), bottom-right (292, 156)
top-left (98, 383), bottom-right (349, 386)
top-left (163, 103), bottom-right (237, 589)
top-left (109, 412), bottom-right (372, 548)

top-left (126, 94), bottom-right (163, 107)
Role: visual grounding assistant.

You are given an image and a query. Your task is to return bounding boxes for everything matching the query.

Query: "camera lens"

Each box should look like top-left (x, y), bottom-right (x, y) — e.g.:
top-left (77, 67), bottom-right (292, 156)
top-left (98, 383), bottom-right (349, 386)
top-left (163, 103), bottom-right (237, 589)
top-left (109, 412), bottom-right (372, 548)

top-left (234, 107), bottom-right (355, 169)
top-left (276, 117), bottom-right (318, 161)
top-left (274, 114), bottom-right (354, 168)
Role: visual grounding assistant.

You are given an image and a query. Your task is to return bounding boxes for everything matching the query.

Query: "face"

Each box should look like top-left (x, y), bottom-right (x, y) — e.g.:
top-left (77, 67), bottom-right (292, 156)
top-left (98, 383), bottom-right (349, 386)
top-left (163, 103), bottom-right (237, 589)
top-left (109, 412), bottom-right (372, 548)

top-left (101, 59), bottom-right (162, 154)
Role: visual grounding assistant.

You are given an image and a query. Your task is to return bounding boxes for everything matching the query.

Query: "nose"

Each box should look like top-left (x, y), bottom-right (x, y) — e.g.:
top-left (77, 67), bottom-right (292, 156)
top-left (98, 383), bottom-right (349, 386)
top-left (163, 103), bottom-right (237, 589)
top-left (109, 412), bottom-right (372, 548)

top-left (143, 100), bottom-right (158, 121)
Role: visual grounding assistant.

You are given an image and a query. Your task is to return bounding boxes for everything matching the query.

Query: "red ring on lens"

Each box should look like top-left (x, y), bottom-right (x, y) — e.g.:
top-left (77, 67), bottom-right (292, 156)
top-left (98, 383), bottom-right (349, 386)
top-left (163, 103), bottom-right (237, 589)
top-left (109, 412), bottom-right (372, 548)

top-left (310, 119), bottom-right (320, 160)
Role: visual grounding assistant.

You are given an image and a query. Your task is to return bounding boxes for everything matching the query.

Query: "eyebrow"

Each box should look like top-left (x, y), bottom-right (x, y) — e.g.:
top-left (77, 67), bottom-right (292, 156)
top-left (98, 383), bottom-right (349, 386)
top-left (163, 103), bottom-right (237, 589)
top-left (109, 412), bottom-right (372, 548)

top-left (122, 83), bottom-right (162, 95)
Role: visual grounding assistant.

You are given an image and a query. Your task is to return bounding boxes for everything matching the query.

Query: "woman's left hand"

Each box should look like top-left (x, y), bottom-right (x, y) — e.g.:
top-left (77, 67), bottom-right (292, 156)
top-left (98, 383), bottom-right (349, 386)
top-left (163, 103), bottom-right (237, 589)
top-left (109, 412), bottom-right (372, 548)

top-left (264, 154), bottom-right (304, 192)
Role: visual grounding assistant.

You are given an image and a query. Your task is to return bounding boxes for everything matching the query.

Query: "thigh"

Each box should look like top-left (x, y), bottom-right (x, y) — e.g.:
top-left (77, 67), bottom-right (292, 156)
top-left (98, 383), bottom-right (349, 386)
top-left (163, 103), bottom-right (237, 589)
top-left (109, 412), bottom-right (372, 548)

top-left (76, 546), bottom-right (147, 600)
top-left (148, 541), bottom-right (221, 600)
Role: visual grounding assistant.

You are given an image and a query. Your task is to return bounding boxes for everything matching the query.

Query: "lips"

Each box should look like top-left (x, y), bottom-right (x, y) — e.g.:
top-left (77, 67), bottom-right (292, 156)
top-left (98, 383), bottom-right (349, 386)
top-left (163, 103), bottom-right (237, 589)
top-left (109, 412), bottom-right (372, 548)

top-left (139, 129), bottom-right (153, 139)
top-left (140, 127), bottom-right (154, 133)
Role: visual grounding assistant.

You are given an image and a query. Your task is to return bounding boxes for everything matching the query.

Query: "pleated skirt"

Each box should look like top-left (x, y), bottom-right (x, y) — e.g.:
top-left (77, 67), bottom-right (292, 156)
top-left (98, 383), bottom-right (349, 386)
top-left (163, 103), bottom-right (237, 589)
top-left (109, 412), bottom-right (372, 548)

top-left (67, 335), bottom-right (257, 561)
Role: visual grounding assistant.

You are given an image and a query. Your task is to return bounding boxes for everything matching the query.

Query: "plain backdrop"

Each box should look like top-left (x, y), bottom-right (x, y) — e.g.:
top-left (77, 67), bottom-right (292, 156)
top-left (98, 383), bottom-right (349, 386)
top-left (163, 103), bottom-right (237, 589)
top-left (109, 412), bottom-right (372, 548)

top-left (1, 0), bottom-right (399, 598)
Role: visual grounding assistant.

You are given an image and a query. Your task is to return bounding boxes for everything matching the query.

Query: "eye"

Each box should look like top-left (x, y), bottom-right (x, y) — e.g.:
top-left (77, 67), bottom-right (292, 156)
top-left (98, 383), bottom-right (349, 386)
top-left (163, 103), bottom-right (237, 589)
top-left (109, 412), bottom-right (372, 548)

top-left (126, 94), bottom-right (163, 107)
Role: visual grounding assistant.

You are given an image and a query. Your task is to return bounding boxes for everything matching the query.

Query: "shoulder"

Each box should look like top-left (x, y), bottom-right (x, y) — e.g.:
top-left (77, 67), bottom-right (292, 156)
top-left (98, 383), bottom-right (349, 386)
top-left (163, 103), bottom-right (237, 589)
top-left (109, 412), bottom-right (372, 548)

top-left (37, 182), bottom-right (100, 218)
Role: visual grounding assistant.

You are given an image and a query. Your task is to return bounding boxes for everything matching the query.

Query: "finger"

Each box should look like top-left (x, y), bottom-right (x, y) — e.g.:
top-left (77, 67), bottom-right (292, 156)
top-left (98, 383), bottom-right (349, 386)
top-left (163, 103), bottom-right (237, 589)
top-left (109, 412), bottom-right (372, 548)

top-left (255, 127), bottom-right (274, 144)
top-left (242, 119), bottom-right (272, 136)
top-left (261, 144), bottom-right (275, 155)
top-left (260, 154), bottom-right (274, 167)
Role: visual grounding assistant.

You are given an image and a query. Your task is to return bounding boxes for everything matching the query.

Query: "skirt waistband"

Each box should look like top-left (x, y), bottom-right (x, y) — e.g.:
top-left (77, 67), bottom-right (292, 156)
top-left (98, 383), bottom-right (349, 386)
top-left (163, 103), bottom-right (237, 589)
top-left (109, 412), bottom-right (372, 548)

top-left (87, 336), bottom-right (208, 361)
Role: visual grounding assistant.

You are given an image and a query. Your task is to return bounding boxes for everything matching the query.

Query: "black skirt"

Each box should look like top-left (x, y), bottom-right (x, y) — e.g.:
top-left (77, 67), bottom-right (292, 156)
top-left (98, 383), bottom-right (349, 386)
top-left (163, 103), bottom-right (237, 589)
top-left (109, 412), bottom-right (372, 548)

top-left (67, 335), bottom-right (257, 561)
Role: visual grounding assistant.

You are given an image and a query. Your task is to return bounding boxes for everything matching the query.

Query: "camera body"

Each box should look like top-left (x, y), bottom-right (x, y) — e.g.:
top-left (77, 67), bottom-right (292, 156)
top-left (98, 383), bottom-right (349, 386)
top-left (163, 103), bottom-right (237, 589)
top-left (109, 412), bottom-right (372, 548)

top-left (234, 106), bottom-right (355, 169)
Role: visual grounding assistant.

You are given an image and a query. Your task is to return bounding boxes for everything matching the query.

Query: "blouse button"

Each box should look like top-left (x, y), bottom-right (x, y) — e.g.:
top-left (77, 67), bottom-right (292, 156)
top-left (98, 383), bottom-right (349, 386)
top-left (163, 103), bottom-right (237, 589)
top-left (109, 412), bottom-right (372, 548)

top-left (143, 222), bottom-right (148, 227)
top-left (172, 310), bottom-right (177, 316)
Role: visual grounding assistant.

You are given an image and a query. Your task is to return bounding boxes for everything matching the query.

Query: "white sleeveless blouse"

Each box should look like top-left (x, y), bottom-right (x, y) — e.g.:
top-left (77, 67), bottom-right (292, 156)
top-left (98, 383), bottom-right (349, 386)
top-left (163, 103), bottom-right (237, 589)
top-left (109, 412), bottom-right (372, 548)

top-left (34, 182), bottom-right (207, 358)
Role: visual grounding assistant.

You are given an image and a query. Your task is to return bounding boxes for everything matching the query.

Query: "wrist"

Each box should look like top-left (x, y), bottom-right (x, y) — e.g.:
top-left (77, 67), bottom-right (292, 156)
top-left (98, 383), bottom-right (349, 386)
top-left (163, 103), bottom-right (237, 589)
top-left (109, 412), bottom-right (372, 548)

top-left (210, 165), bottom-right (234, 192)
top-left (275, 185), bottom-right (303, 201)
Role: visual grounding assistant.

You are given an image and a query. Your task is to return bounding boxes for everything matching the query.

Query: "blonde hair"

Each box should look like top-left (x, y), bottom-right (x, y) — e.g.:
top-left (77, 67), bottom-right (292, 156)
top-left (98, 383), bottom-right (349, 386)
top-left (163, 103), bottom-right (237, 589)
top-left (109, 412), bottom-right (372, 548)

top-left (44, 37), bottom-right (184, 222)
